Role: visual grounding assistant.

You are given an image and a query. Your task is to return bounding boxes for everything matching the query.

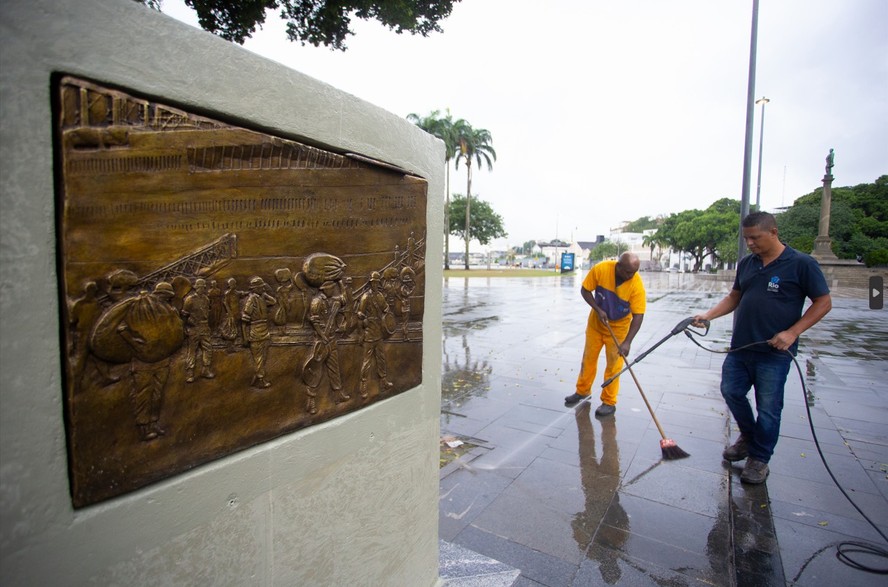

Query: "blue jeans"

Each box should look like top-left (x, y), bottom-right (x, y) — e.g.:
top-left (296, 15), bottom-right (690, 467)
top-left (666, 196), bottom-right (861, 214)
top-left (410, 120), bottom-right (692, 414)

top-left (720, 350), bottom-right (793, 463)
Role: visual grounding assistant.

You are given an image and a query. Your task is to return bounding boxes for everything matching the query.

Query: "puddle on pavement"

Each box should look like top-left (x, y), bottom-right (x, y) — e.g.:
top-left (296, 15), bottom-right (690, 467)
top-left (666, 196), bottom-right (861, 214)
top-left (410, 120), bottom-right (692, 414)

top-left (441, 332), bottom-right (492, 405)
top-left (805, 359), bottom-right (817, 406)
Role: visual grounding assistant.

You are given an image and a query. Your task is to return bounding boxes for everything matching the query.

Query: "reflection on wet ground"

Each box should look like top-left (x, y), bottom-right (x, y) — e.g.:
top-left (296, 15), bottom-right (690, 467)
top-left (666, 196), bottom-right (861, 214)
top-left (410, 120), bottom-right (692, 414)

top-left (439, 272), bottom-right (888, 586)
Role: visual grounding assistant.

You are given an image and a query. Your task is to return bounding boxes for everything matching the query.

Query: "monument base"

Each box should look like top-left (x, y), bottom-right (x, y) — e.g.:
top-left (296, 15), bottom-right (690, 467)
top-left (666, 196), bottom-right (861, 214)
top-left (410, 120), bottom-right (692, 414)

top-left (811, 236), bottom-right (840, 261)
top-left (816, 260), bottom-right (886, 290)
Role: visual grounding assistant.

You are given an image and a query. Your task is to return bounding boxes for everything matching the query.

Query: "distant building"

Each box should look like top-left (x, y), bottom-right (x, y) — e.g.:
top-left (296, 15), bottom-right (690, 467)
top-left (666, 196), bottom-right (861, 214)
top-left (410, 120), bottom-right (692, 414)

top-left (576, 236), bottom-right (605, 267)
top-left (535, 239), bottom-right (569, 268)
top-left (607, 227), bottom-right (663, 270)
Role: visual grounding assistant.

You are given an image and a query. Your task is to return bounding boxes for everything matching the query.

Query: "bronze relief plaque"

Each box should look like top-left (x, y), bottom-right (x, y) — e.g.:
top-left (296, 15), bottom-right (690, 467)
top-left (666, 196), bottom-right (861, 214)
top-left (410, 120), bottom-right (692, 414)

top-left (55, 76), bottom-right (427, 507)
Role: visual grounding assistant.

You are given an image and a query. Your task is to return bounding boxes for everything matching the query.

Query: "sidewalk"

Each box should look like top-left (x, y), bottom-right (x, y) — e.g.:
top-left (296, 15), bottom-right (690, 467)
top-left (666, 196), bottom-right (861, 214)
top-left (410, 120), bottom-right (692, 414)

top-left (438, 272), bottom-right (887, 586)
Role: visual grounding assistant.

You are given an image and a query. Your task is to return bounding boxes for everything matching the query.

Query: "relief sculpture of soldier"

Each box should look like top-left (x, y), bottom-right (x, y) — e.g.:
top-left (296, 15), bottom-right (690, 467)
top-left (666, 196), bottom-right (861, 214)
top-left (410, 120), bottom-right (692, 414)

top-left (182, 278), bottom-right (215, 383)
top-left (206, 279), bottom-right (223, 335)
top-left (272, 267), bottom-right (309, 330)
top-left (302, 280), bottom-right (349, 414)
top-left (381, 266), bottom-right (401, 312)
top-left (79, 269), bottom-right (142, 387)
top-left (89, 280), bottom-right (185, 441)
top-left (241, 277), bottom-right (276, 389)
top-left (357, 271), bottom-right (394, 398)
top-left (104, 268), bottom-right (140, 304)
top-left (220, 277), bottom-right (244, 351)
top-left (69, 280), bottom-right (115, 394)
top-left (398, 266), bottom-right (417, 341)
top-left (338, 276), bottom-right (358, 334)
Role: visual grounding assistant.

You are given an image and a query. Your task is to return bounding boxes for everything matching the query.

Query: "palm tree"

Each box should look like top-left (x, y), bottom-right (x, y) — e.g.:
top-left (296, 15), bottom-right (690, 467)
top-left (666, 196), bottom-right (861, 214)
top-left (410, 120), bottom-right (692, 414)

top-left (407, 110), bottom-right (459, 269)
top-left (642, 232), bottom-right (657, 262)
top-left (645, 232), bottom-right (668, 268)
top-left (453, 122), bottom-right (496, 270)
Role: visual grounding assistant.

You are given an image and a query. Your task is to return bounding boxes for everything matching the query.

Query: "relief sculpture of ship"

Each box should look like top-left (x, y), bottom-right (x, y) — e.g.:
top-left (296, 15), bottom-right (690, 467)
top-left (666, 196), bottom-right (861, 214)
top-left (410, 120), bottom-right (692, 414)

top-left (56, 76), bottom-right (428, 507)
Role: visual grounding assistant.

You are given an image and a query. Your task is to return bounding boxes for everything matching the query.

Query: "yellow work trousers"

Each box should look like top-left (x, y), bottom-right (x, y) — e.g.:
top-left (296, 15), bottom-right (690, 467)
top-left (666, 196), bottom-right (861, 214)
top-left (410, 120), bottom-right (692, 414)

top-left (575, 315), bottom-right (627, 406)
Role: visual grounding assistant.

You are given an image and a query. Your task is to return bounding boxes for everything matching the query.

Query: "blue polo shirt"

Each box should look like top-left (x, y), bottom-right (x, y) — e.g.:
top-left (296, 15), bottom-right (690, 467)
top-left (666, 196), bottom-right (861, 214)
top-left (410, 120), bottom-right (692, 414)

top-left (732, 245), bottom-right (829, 355)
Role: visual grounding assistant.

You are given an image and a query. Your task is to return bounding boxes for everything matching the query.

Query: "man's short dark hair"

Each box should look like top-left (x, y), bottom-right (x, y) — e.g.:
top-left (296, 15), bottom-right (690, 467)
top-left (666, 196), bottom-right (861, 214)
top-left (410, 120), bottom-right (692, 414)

top-left (742, 211), bottom-right (777, 230)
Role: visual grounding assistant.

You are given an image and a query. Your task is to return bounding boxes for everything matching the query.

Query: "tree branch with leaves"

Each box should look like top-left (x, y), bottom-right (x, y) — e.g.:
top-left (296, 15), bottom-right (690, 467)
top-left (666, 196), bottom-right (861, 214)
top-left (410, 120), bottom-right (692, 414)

top-left (137, 0), bottom-right (459, 49)
top-left (447, 194), bottom-right (506, 253)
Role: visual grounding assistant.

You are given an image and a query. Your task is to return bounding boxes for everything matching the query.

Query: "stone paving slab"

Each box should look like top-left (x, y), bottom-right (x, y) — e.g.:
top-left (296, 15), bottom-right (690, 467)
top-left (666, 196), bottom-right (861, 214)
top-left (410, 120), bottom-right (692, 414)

top-left (439, 539), bottom-right (521, 587)
top-left (440, 272), bottom-right (888, 586)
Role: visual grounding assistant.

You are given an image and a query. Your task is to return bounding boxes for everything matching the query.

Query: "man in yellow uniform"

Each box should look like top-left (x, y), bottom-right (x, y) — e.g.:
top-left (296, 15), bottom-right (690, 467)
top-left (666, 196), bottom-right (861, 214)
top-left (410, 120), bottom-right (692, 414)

top-left (565, 252), bottom-right (646, 416)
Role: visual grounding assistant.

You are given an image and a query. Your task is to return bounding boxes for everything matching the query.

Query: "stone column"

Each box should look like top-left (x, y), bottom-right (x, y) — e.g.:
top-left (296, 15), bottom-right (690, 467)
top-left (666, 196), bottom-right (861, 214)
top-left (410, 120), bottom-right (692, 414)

top-left (812, 153), bottom-right (838, 261)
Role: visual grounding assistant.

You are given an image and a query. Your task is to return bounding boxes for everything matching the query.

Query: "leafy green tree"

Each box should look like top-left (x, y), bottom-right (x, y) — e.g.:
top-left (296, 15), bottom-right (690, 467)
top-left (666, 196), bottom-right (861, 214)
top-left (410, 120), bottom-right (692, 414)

top-left (775, 204), bottom-right (820, 252)
top-left (623, 216), bottom-right (659, 233)
top-left (589, 240), bottom-right (628, 262)
top-left (657, 209), bottom-right (703, 270)
top-left (655, 199), bottom-right (740, 271)
top-left (521, 240), bottom-right (537, 255)
top-left (447, 195), bottom-right (506, 251)
top-left (407, 109), bottom-right (458, 268)
top-left (137, 0), bottom-right (459, 49)
top-left (453, 123), bottom-right (496, 269)
top-left (697, 198), bottom-right (740, 268)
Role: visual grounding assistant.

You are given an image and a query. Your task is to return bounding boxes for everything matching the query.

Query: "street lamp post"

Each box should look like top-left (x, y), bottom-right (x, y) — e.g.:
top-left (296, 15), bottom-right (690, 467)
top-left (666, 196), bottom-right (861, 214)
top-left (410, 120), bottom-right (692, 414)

top-left (737, 0), bottom-right (761, 263)
top-left (754, 97), bottom-right (770, 211)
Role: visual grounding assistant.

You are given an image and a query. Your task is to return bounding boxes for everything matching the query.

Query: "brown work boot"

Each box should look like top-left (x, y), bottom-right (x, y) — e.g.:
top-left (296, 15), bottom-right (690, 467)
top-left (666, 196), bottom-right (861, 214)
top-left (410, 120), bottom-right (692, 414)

top-left (723, 435), bottom-right (750, 462)
top-left (740, 458), bottom-right (770, 484)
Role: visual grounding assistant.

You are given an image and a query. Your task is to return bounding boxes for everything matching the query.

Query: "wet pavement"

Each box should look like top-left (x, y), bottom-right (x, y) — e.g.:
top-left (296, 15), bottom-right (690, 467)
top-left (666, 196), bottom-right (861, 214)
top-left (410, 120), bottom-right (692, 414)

top-left (438, 272), bottom-right (887, 586)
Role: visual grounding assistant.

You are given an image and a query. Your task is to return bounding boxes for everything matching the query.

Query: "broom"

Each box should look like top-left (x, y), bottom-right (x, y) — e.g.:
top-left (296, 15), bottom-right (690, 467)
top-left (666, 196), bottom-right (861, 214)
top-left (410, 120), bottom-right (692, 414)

top-left (603, 320), bottom-right (690, 460)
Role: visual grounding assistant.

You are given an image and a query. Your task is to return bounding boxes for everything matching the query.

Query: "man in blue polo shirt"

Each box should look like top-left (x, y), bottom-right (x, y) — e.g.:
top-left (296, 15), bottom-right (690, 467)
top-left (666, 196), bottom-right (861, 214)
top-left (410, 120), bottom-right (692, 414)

top-left (693, 212), bottom-right (831, 484)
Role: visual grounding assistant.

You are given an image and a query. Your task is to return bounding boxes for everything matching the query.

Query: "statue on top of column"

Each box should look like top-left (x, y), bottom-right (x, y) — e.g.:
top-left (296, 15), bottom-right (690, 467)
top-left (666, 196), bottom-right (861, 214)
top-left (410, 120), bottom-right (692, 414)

top-left (825, 148), bottom-right (835, 177)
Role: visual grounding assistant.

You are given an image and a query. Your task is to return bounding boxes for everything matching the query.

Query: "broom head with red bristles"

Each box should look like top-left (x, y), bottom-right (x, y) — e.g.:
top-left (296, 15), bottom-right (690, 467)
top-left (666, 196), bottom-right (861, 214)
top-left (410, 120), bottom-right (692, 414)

top-left (660, 438), bottom-right (691, 460)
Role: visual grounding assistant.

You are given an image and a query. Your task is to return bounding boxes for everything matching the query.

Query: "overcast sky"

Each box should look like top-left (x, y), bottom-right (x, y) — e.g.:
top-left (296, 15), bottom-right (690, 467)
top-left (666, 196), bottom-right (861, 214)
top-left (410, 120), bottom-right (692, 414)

top-left (163, 0), bottom-right (887, 250)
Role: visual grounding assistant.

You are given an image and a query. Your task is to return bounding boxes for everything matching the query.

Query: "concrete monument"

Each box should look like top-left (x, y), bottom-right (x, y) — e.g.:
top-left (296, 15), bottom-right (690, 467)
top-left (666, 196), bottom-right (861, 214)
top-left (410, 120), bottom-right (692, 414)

top-left (812, 148), bottom-right (839, 260)
top-left (1, 1), bottom-right (443, 583)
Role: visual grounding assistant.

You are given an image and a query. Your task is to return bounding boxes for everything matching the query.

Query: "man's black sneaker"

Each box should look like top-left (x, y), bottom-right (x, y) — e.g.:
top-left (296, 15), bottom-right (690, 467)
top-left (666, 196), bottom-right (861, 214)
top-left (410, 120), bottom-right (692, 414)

top-left (564, 393), bottom-right (587, 406)
top-left (723, 435), bottom-right (750, 462)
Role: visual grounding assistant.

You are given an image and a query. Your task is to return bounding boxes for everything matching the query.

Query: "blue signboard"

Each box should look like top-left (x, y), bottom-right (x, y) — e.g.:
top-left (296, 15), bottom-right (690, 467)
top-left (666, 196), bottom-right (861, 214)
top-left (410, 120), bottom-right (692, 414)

top-left (561, 252), bottom-right (575, 273)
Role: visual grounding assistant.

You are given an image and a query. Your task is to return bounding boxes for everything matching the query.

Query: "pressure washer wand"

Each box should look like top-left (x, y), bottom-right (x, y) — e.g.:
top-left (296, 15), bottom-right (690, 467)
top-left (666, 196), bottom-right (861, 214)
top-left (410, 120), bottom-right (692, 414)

top-left (600, 317), bottom-right (708, 388)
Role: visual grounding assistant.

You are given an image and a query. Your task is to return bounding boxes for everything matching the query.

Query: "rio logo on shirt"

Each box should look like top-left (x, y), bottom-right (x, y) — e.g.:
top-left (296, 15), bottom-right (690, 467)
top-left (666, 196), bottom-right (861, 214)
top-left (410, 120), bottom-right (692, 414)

top-left (768, 276), bottom-right (780, 293)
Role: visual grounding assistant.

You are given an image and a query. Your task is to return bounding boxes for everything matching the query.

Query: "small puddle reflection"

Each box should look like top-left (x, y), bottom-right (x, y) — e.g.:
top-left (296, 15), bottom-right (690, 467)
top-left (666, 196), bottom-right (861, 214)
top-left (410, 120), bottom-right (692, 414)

top-left (805, 359), bottom-right (817, 406)
top-left (441, 332), bottom-right (492, 409)
top-left (573, 404), bottom-right (735, 584)
top-left (573, 402), bottom-right (628, 583)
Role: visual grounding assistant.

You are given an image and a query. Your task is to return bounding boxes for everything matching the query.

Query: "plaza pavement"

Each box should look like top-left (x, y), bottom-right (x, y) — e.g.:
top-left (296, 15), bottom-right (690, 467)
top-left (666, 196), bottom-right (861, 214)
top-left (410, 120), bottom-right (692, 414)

top-left (437, 271), bottom-right (887, 586)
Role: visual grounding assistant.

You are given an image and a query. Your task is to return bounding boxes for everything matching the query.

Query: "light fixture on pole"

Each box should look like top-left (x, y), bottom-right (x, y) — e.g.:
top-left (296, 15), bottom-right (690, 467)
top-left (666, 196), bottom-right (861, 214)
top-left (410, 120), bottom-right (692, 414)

top-left (754, 97), bottom-right (770, 211)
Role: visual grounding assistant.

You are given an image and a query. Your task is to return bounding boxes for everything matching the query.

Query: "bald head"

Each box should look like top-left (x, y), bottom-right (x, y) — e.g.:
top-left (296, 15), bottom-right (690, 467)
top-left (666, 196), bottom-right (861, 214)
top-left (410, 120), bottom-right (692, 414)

top-left (615, 252), bottom-right (640, 283)
top-left (618, 252), bottom-right (640, 272)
